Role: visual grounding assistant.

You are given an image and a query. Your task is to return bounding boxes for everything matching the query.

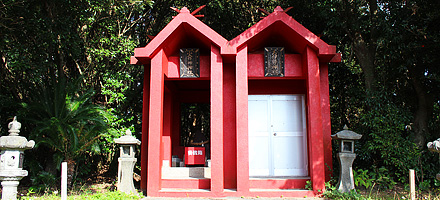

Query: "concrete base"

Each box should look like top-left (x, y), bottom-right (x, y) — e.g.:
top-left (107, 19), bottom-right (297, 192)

top-left (162, 167), bottom-right (211, 179)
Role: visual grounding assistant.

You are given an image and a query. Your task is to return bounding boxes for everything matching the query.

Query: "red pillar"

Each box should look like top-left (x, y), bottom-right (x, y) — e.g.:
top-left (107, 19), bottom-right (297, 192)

top-left (141, 64), bottom-right (151, 193)
top-left (304, 46), bottom-right (325, 193)
top-left (223, 63), bottom-right (237, 189)
top-left (236, 45), bottom-right (249, 193)
top-left (210, 45), bottom-right (224, 193)
top-left (147, 49), bottom-right (167, 195)
top-left (162, 88), bottom-right (173, 167)
top-left (320, 63), bottom-right (332, 182)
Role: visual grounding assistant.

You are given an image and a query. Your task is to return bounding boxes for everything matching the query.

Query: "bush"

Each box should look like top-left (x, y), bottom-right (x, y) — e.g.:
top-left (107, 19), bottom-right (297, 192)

top-left (322, 182), bottom-right (366, 200)
top-left (353, 91), bottom-right (421, 184)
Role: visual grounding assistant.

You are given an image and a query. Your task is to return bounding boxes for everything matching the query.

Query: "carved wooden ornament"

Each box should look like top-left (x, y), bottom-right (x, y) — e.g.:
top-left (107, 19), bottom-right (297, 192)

top-left (264, 47), bottom-right (285, 77)
top-left (180, 48), bottom-right (200, 78)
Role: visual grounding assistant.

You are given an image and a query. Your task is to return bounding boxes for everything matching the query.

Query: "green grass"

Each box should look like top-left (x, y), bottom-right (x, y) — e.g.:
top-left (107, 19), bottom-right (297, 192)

top-left (20, 191), bottom-right (143, 200)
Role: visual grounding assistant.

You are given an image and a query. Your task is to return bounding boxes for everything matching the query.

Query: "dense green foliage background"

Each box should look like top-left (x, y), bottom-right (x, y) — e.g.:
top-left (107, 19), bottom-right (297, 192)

top-left (1, 0), bottom-right (439, 191)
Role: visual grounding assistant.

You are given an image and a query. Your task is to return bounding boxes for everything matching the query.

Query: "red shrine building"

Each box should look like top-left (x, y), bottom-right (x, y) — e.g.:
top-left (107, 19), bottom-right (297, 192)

top-left (131, 6), bottom-right (341, 198)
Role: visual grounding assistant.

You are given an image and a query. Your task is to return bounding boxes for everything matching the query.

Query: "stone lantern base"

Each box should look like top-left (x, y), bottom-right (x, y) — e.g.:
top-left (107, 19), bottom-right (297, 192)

top-left (0, 170), bottom-right (27, 200)
top-left (118, 157), bottom-right (137, 194)
top-left (336, 153), bottom-right (356, 193)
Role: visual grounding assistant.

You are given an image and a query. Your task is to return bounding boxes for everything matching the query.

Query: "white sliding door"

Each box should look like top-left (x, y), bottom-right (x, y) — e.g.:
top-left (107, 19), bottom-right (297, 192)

top-left (249, 95), bottom-right (308, 177)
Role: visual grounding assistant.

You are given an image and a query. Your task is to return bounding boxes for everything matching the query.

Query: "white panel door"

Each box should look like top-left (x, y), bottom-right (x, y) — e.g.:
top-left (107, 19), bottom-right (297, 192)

top-left (248, 95), bottom-right (308, 177)
top-left (248, 95), bottom-right (270, 176)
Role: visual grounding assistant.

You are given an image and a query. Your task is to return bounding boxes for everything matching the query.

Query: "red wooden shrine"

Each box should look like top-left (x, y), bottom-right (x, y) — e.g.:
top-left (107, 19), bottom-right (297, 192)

top-left (131, 6), bottom-right (341, 198)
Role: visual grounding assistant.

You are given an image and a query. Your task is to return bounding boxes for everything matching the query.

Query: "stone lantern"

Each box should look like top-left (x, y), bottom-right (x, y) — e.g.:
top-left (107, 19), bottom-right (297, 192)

top-left (331, 125), bottom-right (362, 193)
top-left (0, 117), bottom-right (35, 200)
top-left (115, 129), bottom-right (140, 194)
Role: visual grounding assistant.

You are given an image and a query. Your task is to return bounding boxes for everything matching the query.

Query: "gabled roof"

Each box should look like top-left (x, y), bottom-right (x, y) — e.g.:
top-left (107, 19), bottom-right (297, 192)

top-left (131, 6), bottom-right (341, 65)
top-left (131, 7), bottom-right (228, 65)
top-left (228, 6), bottom-right (340, 62)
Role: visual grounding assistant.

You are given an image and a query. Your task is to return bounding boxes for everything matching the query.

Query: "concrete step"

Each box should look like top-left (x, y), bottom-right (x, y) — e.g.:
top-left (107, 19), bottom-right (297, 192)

top-left (162, 167), bottom-right (211, 179)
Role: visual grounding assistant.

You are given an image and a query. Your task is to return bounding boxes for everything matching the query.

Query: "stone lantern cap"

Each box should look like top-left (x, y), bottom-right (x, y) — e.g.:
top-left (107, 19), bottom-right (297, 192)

top-left (331, 125), bottom-right (362, 140)
top-left (115, 130), bottom-right (141, 145)
top-left (0, 117), bottom-right (35, 150)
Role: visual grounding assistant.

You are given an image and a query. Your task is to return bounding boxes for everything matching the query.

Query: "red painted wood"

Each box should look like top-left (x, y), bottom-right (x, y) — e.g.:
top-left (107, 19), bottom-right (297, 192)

top-left (229, 9), bottom-right (337, 59)
top-left (248, 54), bottom-right (264, 77)
top-left (162, 89), bottom-right (173, 166)
top-left (223, 63), bottom-right (237, 189)
top-left (286, 54), bottom-right (303, 77)
top-left (132, 6), bottom-right (342, 198)
top-left (134, 11), bottom-right (228, 60)
top-left (248, 79), bottom-right (306, 94)
top-left (250, 179), bottom-right (308, 189)
top-left (236, 45), bottom-right (249, 193)
top-left (166, 57), bottom-right (180, 78)
top-left (140, 65), bottom-right (150, 192)
top-left (304, 46), bottom-right (325, 194)
top-left (154, 190), bottom-right (315, 198)
top-left (147, 49), bottom-right (167, 195)
top-left (184, 147), bottom-right (206, 165)
top-left (171, 100), bottom-right (183, 160)
top-left (210, 45), bottom-right (224, 193)
top-left (320, 63), bottom-right (333, 182)
top-left (248, 54), bottom-right (302, 78)
top-left (166, 56), bottom-right (210, 78)
top-left (161, 179), bottom-right (210, 189)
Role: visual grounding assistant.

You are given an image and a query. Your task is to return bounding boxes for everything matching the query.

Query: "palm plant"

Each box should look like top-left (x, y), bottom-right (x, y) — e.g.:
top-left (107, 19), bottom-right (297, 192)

top-left (27, 77), bottom-right (107, 187)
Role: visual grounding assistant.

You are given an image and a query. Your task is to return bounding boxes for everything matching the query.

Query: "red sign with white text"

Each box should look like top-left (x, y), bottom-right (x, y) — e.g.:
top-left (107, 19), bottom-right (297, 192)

top-left (185, 147), bottom-right (205, 165)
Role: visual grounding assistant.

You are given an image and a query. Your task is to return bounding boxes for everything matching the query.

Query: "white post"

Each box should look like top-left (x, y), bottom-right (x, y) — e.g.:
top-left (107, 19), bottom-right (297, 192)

top-left (409, 169), bottom-right (415, 200)
top-left (61, 162), bottom-right (67, 200)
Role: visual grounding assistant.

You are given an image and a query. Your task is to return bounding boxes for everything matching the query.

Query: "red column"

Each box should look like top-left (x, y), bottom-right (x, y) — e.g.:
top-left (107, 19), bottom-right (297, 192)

top-left (304, 46), bottom-right (325, 193)
top-left (141, 64), bottom-right (151, 193)
top-left (320, 63), bottom-right (332, 182)
top-left (210, 45), bottom-right (224, 193)
top-left (162, 88), bottom-right (173, 167)
top-left (236, 45), bottom-right (249, 192)
top-left (223, 63), bottom-right (237, 189)
top-left (147, 49), bottom-right (167, 195)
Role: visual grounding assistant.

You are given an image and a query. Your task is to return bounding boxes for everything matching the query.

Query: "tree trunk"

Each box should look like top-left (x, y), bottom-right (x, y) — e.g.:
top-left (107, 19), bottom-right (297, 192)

top-left (352, 32), bottom-right (377, 92)
top-left (65, 159), bottom-right (76, 188)
top-left (410, 72), bottom-right (433, 147)
top-left (342, 0), bottom-right (379, 92)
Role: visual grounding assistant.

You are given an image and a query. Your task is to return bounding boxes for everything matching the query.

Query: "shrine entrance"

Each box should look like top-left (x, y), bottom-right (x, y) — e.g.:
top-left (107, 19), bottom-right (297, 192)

top-left (161, 79), bottom-right (212, 179)
top-left (248, 95), bottom-right (308, 177)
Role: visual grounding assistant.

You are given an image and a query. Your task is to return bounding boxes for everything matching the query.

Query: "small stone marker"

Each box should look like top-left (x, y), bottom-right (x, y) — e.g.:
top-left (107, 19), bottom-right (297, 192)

top-left (331, 125), bottom-right (362, 193)
top-left (115, 129), bottom-right (141, 194)
top-left (61, 162), bottom-right (67, 200)
top-left (409, 169), bottom-right (415, 200)
top-left (0, 117), bottom-right (35, 200)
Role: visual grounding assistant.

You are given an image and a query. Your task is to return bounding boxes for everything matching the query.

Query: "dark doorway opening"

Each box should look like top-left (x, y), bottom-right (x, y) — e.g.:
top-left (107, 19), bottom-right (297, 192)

top-left (180, 103), bottom-right (210, 160)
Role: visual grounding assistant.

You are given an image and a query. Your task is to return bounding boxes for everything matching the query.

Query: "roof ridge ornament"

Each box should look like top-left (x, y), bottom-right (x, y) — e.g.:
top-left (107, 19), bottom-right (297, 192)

top-left (259, 6), bottom-right (293, 19)
top-left (274, 6), bottom-right (284, 12)
top-left (171, 5), bottom-right (205, 18)
top-left (180, 7), bottom-right (190, 13)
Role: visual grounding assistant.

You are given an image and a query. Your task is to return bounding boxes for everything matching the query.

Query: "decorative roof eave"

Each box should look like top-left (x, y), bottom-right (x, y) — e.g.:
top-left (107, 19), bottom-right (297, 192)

top-left (227, 6), bottom-right (340, 62)
top-left (131, 7), bottom-right (228, 65)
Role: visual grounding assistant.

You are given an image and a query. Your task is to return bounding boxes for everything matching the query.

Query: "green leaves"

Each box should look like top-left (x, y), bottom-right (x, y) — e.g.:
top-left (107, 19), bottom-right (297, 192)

top-left (28, 77), bottom-right (107, 162)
